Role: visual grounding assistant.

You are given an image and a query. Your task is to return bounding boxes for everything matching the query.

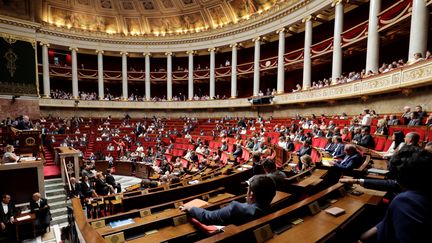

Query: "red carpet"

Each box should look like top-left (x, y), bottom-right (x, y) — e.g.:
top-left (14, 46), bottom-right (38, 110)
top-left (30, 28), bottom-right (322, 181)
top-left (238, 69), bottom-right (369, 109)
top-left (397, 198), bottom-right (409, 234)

top-left (44, 165), bottom-right (61, 179)
top-left (43, 146), bottom-right (61, 178)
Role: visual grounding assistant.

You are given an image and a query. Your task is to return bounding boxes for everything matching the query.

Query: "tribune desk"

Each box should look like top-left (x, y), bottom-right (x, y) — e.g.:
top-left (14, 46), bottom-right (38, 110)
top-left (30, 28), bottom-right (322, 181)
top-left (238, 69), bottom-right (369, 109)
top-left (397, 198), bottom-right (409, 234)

top-left (0, 159), bottom-right (45, 204)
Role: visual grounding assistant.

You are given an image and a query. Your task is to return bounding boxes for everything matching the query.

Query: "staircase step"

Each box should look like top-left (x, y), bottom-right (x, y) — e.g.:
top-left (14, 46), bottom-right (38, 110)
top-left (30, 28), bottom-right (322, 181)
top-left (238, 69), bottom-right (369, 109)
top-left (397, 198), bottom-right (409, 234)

top-left (44, 178), bottom-right (63, 185)
top-left (52, 215), bottom-right (68, 225)
top-left (45, 183), bottom-right (65, 190)
top-left (51, 208), bottom-right (68, 217)
top-left (50, 201), bottom-right (71, 210)
top-left (46, 194), bottom-right (67, 203)
top-left (46, 189), bottom-right (65, 197)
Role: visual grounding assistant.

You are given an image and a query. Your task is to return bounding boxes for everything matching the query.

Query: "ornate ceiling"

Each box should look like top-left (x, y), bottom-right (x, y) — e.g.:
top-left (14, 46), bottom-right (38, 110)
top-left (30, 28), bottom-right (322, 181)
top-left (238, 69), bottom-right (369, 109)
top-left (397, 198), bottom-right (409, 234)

top-left (0, 0), bottom-right (294, 35)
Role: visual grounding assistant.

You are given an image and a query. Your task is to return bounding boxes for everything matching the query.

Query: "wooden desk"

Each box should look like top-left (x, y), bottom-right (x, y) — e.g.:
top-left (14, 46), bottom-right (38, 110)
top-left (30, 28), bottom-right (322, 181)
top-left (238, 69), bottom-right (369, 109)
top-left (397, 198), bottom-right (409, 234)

top-left (268, 194), bottom-right (372, 242)
top-left (0, 160), bottom-right (45, 203)
top-left (14, 213), bottom-right (36, 242)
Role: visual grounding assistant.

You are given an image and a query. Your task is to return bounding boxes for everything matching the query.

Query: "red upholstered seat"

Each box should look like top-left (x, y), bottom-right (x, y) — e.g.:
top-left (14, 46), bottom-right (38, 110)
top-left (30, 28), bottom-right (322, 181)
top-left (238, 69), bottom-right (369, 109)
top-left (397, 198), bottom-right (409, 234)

top-left (373, 136), bottom-right (387, 152)
top-left (383, 138), bottom-right (393, 152)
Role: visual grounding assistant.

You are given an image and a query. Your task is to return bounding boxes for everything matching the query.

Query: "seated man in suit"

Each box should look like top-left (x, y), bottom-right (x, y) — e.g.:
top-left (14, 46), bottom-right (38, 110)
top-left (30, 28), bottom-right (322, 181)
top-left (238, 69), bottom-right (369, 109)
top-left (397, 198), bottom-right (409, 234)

top-left (262, 158), bottom-right (286, 190)
top-left (30, 193), bottom-right (51, 234)
top-left (80, 175), bottom-right (98, 198)
top-left (0, 194), bottom-right (18, 240)
top-left (105, 168), bottom-right (121, 193)
top-left (94, 172), bottom-right (114, 196)
top-left (232, 144), bottom-right (243, 162)
top-left (354, 127), bottom-right (375, 149)
top-left (331, 136), bottom-right (345, 159)
top-left (68, 177), bottom-right (82, 198)
top-left (328, 144), bottom-right (362, 171)
top-left (180, 175), bottom-right (276, 226)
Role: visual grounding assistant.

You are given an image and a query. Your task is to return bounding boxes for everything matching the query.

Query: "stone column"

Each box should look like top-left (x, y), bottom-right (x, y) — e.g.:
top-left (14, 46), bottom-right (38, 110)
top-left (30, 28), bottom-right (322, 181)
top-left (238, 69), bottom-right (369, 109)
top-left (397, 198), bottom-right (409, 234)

top-left (121, 51), bottom-right (128, 100)
top-left (302, 16), bottom-right (312, 90)
top-left (230, 43), bottom-right (238, 98)
top-left (209, 48), bottom-right (216, 99)
top-left (408, 0), bottom-right (429, 60)
top-left (41, 43), bottom-right (50, 98)
top-left (332, 0), bottom-right (344, 83)
top-left (144, 53), bottom-right (151, 101)
top-left (187, 50), bottom-right (194, 100)
top-left (96, 50), bottom-right (104, 100)
top-left (166, 52), bottom-right (173, 101)
top-left (365, 0), bottom-right (381, 73)
top-left (253, 37), bottom-right (261, 96)
top-left (277, 28), bottom-right (286, 94)
top-left (70, 47), bottom-right (79, 99)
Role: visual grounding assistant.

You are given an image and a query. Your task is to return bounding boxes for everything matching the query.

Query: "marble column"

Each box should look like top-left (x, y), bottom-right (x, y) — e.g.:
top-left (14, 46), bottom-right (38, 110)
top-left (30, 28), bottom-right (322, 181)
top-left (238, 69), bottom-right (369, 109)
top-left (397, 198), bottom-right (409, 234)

top-left (209, 48), bottom-right (216, 99)
top-left (408, 0), bottom-right (429, 60)
top-left (277, 28), bottom-right (286, 94)
top-left (41, 43), bottom-right (50, 98)
top-left (121, 51), bottom-right (128, 100)
top-left (365, 0), bottom-right (381, 73)
top-left (96, 50), bottom-right (104, 100)
top-left (187, 50), bottom-right (194, 100)
top-left (166, 52), bottom-right (173, 101)
top-left (332, 0), bottom-right (344, 83)
top-left (70, 47), bottom-right (79, 99)
top-left (144, 53), bottom-right (151, 101)
top-left (253, 37), bottom-right (261, 96)
top-left (302, 16), bottom-right (312, 90)
top-left (230, 43), bottom-right (238, 98)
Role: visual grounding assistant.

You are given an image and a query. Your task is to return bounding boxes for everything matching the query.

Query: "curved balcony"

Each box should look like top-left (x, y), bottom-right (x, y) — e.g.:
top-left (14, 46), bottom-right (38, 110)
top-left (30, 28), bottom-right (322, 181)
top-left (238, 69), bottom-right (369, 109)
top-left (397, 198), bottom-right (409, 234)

top-left (39, 59), bottom-right (432, 109)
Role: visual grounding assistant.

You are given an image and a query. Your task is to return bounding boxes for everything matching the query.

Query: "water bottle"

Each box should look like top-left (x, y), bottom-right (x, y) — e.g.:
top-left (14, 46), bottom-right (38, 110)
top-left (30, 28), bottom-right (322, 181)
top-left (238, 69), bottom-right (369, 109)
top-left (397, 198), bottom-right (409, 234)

top-left (83, 205), bottom-right (87, 219)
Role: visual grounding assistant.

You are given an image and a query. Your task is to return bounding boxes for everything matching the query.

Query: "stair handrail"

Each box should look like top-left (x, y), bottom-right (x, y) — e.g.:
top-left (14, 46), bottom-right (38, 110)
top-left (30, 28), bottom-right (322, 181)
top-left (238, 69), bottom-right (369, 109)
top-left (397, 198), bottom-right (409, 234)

top-left (63, 159), bottom-right (72, 192)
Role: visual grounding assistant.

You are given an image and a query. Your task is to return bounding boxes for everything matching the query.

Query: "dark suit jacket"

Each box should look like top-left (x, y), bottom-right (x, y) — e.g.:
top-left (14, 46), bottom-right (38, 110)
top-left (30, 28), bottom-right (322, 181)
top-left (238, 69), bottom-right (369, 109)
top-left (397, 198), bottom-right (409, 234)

top-left (30, 198), bottom-right (51, 220)
top-left (80, 181), bottom-right (94, 197)
top-left (0, 203), bottom-right (16, 224)
top-left (332, 143), bottom-right (345, 159)
top-left (69, 183), bottom-right (82, 198)
top-left (233, 148), bottom-right (243, 159)
top-left (333, 152), bottom-right (363, 171)
top-left (358, 134), bottom-right (375, 149)
top-left (298, 146), bottom-right (312, 157)
top-left (188, 201), bottom-right (266, 226)
top-left (95, 179), bottom-right (109, 196)
top-left (105, 174), bottom-right (116, 187)
top-left (285, 142), bottom-right (295, 152)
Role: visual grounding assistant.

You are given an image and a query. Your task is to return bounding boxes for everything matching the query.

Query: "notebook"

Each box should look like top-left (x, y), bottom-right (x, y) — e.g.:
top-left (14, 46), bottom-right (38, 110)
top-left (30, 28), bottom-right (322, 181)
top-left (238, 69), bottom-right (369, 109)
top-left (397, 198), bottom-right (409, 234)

top-left (367, 168), bottom-right (389, 175)
top-left (324, 207), bottom-right (345, 217)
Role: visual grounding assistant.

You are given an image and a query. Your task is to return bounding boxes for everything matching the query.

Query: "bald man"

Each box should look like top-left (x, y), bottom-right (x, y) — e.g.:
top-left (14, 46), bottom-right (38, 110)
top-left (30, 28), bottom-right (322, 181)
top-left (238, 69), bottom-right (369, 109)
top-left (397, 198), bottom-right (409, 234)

top-left (30, 193), bottom-right (51, 234)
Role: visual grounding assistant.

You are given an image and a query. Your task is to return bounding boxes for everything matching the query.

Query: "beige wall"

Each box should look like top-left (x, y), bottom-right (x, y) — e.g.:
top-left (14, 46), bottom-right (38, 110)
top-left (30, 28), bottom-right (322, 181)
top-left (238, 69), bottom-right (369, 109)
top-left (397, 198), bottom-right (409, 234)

top-left (0, 97), bottom-right (40, 120)
top-left (39, 86), bottom-right (432, 119)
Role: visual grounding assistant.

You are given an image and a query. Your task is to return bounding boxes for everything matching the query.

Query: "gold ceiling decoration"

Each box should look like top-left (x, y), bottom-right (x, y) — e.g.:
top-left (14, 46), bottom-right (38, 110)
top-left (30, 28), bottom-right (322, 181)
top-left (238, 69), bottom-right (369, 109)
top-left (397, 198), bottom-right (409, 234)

top-left (1, 0), bottom-right (301, 36)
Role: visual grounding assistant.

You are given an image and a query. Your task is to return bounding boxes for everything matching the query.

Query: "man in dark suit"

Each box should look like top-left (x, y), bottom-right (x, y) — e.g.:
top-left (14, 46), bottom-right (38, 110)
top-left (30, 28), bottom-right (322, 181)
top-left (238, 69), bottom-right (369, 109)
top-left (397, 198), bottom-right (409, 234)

top-left (232, 144), bottom-right (243, 162)
top-left (356, 127), bottom-right (375, 149)
top-left (180, 175), bottom-right (276, 226)
top-left (105, 168), bottom-right (121, 193)
top-left (331, 136), bottom-right (345, 159)
top-left (69, 177), bottom-right (82, 198)
top-left (30, 193), bottom-right (51, 234)
top-left (0, 194), bottom-right (18, 239)
top-left (329, 144), bottom-right (363, 171)
top-left (262, 159), bottom-right (286, 190)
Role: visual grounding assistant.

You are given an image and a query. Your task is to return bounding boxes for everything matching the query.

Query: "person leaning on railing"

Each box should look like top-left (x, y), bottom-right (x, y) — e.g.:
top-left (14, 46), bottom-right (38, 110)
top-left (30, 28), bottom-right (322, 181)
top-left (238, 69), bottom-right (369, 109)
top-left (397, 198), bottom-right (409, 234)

top-left (1, 145), bottom-right (20, 164)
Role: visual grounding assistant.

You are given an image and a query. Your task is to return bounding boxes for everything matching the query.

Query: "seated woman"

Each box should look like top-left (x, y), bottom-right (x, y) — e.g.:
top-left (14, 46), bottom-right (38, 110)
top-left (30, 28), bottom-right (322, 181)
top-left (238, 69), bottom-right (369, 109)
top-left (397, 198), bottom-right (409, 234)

top-left (375, 119), bottom-right (389, 135)
top-left (379, 131), bottom-right (405, 158)
top-left (1, 145), bottom-right (19, 163)
top-left (297, 154), bottom-right (314, 173)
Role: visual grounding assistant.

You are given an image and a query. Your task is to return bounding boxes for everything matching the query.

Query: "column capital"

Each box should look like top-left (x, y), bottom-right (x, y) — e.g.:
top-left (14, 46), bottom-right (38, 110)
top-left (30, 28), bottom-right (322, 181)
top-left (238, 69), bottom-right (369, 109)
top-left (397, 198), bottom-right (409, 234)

top-left (120, 51), bottom-right (128, 56)
top-left (95, 50), bottom-right (104, 54)
top-left (69, 47), bottom-right (78, 52)
top-left (143, 52), bottom-right (152, 56)
top-left (40, 42), bottom-right (50, 47)
top-left (229, 43), bottom-right (238, 48)
top-left (276, 28), bottom-right (286, 34)
top-left (302, 15), bottom-right (313, 23)
top-left (208, 47), bottom-right (216, 52)
top-left (186, 50), bottom-right (196, 55)
top-left (252, 36), bottom-right (261, 42)
top-left (165, 52), bottom-right (173, 56)
top-left (331, 0), bottom-right (344, 7)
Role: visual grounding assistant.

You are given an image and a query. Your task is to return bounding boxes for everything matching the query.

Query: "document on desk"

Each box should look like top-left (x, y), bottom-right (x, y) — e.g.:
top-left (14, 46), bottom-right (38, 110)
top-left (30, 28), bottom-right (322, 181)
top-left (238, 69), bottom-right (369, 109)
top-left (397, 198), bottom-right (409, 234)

top-left (183, 199), bottom-right (209, 208)
top-left (109, 218), bottom-right (135, 228)
top-left (16, 215), bottom-right (31, 221)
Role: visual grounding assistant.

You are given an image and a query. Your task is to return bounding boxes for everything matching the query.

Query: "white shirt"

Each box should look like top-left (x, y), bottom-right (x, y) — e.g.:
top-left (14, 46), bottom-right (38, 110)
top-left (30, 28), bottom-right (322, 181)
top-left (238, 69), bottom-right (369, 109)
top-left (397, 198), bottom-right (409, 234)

top-left (361, 114), bottom-right (372, 126)
top-left (2, 202), bottom-right (8, 214)
top-left (35, 199), bottom-right (41, 207)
